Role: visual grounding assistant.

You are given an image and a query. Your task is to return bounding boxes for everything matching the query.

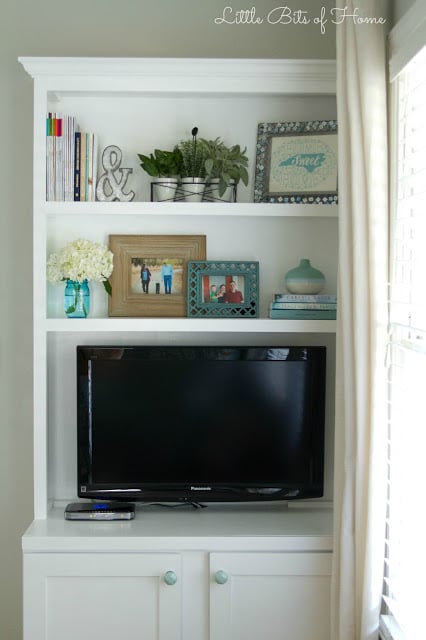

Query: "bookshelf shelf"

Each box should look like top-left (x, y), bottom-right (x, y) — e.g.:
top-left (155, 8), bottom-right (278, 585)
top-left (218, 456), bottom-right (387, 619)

top-left (43, 201), bottom-right (338, 218)
top-left (44, 317), bottom-right (337, 333)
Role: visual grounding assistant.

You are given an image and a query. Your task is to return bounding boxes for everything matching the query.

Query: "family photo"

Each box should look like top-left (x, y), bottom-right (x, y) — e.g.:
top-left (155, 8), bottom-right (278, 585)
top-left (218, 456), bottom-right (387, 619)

top-left (130, 257), bottom-right (184, 296)
top-left (202, 274), bottom-right (245, 304)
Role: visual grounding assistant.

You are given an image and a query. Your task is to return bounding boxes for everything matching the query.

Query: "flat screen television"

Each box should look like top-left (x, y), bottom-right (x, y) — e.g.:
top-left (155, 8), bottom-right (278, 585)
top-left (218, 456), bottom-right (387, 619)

top-left (77, 345), bottom-right (326, 503)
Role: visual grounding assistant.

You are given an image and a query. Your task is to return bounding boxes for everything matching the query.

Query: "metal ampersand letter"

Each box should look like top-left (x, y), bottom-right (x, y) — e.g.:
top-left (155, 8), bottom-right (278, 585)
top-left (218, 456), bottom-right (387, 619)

top-left (96, 145), bottom-right (135, 202)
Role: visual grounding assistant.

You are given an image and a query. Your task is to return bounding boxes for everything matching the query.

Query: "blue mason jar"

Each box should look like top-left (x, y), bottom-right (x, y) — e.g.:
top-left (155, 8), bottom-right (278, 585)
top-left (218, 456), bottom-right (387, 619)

top-left (64, 279), bottom-right (90, 318)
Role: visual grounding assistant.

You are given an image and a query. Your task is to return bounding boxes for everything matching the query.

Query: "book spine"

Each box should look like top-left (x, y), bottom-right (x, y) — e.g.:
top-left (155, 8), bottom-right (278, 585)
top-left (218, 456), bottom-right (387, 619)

top-left (273, 293), bottom-right (337, 303)
top-left (54, 115), bottom-right (64, 201)
top-left (86, 133), bottom-right (96, 201)
top-left (46, 113), bottom-right (53, 201)
top-left (270, 302), bottom-right (337, 310)
top-left (74, 131), bottom-right (81, 201)
top-left (85, 132), bottom-right (90, 201)
top-left (269, 309), bottom-right (337, 320)
top-left (87, 133), bottom-right (93, 201)
top-left (64, 115), bottom-right (76, 201)
top-left (63, 115), bottom-right (68, 200)
top-left (80, 132), bottom-right (87, 201)
top-left (91, 134), bottom-right (98, 202)
top-left (52, 113), bottom-right (57, 200)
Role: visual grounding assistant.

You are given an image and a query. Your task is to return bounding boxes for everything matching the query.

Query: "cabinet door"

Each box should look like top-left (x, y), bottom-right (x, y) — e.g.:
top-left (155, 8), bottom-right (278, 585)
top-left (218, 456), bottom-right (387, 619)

top-left (24, 552), bottom-right (182, 640)
top-left (210, 552), bottom-right (331, 640)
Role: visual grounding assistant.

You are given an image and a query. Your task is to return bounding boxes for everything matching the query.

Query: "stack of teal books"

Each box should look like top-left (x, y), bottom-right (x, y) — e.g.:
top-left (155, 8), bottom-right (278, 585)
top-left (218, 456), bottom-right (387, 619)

top-left (269, 293), bottom-right (337, 319)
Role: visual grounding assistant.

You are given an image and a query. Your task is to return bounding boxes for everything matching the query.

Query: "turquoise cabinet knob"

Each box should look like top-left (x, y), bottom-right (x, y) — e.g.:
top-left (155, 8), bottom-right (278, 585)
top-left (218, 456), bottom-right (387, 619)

top-left (163, 570), bottom-right (178, 586)
top-left (214, 570), bottom-right (229, 584)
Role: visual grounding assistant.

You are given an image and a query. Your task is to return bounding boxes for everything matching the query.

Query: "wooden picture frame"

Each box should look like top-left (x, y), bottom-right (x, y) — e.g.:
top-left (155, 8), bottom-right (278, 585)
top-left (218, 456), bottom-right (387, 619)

top-left (254, 120), bottom-right (338, 204)
top-left (108, 234), bottom-right (206, 317)
top-left (187, 260), bottom-right (259, 318)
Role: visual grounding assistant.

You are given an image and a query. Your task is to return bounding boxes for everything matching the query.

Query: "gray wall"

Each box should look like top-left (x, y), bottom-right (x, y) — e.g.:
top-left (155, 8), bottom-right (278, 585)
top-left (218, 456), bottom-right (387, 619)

top-left (393, 0), bottom-right (417, 22)
top-left (0, 1), bottom-right (337, 638)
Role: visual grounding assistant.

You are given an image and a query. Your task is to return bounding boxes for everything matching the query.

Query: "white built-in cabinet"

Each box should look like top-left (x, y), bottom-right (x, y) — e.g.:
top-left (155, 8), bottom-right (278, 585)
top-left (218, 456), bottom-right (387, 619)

top-left (24, 552), bottom-right (183, 640)
top-left (209, 549), bottom-right (332, 640)
top-left (19, 57), bottom-right (336, 640)
top-left (23, 507), bottom-right (333, 640)
top-left (24, 551), bottom-right (331, 640)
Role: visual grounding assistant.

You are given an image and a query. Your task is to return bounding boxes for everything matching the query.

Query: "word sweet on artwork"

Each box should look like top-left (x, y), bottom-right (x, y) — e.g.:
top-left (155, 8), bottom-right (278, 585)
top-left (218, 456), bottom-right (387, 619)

top-left (280, 153), bottom-right (326, 174)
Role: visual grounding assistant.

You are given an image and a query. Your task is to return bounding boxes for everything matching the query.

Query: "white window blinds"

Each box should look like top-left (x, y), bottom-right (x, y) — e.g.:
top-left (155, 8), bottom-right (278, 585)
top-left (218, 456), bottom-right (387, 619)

top-left (382, 44), bottom-right (426, 640)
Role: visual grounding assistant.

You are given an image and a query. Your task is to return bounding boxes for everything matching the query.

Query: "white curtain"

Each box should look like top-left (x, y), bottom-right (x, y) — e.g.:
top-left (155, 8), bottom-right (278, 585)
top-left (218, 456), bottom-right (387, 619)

top-left (332, 2), bottom-right (389, 639)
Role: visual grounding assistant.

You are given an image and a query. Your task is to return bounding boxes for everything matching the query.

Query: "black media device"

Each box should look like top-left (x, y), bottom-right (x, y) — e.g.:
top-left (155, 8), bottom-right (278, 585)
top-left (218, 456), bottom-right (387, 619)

top-left (64, 501), bottom-right (135, 520)
top-left (77, 345), bottom-right (326, 504)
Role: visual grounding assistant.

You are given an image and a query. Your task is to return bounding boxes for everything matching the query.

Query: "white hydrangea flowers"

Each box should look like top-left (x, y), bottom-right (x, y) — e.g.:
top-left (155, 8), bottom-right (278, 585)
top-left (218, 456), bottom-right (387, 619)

top-left (47, 238), bottom-right (114, 294)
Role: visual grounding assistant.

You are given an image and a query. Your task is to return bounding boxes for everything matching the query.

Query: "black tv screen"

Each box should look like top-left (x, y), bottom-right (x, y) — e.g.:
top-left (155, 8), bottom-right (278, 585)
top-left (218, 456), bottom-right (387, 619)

top-left (77, 346), bottom-right (326, 503)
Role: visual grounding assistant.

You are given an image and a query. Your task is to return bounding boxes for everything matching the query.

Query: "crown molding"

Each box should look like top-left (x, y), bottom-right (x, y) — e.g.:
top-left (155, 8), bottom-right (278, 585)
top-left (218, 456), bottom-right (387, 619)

top-left (19, 57), bottom-right (336, 95)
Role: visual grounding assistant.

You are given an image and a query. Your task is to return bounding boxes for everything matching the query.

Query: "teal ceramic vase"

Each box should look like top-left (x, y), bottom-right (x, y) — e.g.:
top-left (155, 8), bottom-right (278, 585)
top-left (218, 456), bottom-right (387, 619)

top-left (64, 279), bottom-right (90, 318)
top-left (285, 259), bottom-right (325, 294)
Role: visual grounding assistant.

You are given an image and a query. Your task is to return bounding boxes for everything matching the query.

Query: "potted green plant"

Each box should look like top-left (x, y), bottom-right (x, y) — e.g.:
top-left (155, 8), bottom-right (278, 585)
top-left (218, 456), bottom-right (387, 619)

top-left (178, 127), bottom-right (206, 202)
top-left (201, 137), bottom-right (249, 201)
top-left (137, 147), bottom-right (182, 201)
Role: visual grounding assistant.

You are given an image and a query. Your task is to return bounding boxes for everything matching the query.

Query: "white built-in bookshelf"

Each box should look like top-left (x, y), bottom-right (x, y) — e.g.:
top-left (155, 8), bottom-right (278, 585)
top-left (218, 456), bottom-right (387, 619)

top-left (19, 57), bottom-right (337, 640)
top-left (19, 56), bottom-right (338, 518)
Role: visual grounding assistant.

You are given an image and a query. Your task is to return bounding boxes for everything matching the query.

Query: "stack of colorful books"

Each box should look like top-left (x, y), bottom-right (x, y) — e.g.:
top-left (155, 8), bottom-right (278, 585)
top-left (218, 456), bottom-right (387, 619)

top-left (46, 113), bottom-right (97, 201)
top-left (269, 293), bottom-right (337, 319)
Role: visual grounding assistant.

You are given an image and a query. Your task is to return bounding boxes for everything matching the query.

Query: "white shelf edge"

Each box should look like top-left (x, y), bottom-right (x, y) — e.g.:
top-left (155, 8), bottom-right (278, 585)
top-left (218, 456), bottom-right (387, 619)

top-left (44, 318), bottom-right (336, 333)
top-left (43, 201), bottom-right (338, 218)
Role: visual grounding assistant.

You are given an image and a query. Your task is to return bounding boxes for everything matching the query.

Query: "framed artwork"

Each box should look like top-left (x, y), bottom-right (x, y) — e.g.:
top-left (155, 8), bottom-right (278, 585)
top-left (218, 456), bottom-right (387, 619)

top-left (254, 120), bottom-right (338, 204)
top-left (108, 234), bottom-right (206, 317)
top-left (187, 260), bottom-right (259, 318)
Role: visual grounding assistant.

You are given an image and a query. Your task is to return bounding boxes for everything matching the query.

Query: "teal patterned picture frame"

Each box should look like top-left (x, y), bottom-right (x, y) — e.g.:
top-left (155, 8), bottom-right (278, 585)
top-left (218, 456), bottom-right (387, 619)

top-left (254, 120), bottom-right (338, 204)
top-left (187, 261), bottom-right (259, 318)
